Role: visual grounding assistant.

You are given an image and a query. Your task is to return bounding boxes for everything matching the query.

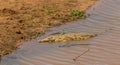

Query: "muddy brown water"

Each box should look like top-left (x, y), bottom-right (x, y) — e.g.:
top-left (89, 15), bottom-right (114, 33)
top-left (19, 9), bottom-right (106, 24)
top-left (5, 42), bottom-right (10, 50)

top-left (1, 0), bottom-right (120, 65)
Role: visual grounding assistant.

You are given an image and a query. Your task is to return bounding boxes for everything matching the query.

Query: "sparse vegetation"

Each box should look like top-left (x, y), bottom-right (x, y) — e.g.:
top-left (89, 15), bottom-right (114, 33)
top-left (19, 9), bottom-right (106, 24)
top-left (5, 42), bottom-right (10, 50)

top-left (0, 0), bottom-right (98, 57)
top-left (71, 10), bottom-right (86, 18)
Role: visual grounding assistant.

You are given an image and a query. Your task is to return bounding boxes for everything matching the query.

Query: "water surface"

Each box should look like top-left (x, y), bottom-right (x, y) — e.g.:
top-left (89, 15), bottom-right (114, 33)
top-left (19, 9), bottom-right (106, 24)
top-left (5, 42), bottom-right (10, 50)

top-left (1, 0), bottom-right (120, 65)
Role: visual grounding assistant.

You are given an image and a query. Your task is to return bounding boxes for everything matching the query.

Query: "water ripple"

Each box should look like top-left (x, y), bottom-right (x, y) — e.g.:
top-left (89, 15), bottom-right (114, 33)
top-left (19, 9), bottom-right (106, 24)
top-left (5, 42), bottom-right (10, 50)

top-left (1, 0), bottom-right (120, 65)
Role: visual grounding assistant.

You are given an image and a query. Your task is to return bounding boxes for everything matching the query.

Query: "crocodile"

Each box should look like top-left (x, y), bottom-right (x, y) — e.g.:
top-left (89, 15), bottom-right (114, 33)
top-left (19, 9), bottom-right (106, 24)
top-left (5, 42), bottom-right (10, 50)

top-left (38, 33), bottom-right (97, 43)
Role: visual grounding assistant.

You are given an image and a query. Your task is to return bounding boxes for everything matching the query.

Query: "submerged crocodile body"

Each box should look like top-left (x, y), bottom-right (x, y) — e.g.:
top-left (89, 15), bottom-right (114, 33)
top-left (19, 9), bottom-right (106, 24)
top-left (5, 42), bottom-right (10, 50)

top-left (39, 33), bottom-right (97, 43)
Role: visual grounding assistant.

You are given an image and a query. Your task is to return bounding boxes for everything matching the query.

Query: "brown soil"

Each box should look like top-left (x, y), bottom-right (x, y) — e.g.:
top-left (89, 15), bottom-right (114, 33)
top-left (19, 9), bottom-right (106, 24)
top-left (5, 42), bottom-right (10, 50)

top-left (0, 0), bottom-right (98, 56)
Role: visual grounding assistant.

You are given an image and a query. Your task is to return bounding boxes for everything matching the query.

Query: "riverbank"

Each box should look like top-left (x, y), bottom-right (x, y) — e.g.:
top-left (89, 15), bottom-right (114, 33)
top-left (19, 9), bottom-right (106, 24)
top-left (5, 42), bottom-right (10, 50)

top-left (0, 0), bottom-right (98, 56)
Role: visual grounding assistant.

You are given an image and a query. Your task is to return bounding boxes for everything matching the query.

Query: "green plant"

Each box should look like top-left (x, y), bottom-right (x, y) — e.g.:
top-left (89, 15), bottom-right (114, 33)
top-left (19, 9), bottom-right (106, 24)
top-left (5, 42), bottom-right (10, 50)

top-left (71, 10), bottom-right (86, 18)
top-left (46, 10), bottom-right (54, 15)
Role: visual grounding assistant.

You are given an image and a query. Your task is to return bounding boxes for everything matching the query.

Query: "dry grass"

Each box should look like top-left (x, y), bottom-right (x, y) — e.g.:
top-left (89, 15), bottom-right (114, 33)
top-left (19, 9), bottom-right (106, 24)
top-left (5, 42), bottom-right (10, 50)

top-left (0, 0), bottom-right (98, 56)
